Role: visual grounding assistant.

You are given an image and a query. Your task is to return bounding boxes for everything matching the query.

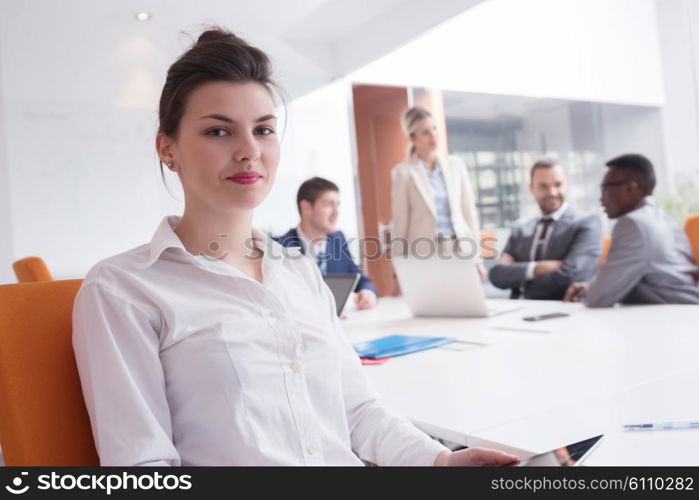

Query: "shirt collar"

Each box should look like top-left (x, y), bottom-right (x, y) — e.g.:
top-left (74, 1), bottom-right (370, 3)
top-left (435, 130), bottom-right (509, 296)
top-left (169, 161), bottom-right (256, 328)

top-left (543, 201), bottom-right (569, 222)
top-left (144, 215), bottom-right (289, 269)
top-left (144, 215), bottom-right (189, 268)
top-left (640, 196), bottom-right (655, 208)
top-left (623, 196), bottom-right (655, 217)
top-left (419, 158), bottom-right (441, 175)
top-left (296, 225), bottom-right (327, 254)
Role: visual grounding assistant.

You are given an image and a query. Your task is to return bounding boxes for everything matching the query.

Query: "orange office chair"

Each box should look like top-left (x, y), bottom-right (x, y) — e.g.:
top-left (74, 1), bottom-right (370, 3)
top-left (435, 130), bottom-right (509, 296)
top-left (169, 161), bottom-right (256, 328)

top-left (685, 214), bottom-right (699, 265)
top-left (0, 279), bottom-right (99, 465)
top-left (599, 235), bottom-right (612, 265)
top-left (12, 256), bottom-right (53, 283)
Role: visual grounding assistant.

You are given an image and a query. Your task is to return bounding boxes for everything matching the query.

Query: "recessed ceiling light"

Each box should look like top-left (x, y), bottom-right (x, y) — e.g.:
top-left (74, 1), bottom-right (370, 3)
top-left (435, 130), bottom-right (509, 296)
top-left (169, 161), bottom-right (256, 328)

top-left (134, 12), bottom-right (151, 21)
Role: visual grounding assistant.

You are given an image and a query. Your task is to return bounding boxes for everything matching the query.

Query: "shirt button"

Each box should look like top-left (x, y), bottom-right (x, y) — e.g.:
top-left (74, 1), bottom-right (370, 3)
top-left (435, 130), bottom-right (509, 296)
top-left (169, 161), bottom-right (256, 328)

top-left (291, 361), bottom-right (302, 374)
top-left (268, 316), bottom-right (277, 327)
top-left (307, 443), bottom-right (316, 455)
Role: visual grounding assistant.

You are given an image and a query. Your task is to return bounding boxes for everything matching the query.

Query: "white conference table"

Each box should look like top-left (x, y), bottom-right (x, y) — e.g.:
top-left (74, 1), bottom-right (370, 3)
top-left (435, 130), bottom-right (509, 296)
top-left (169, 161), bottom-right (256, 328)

top-left (342, 297), bottom-right (699, 465)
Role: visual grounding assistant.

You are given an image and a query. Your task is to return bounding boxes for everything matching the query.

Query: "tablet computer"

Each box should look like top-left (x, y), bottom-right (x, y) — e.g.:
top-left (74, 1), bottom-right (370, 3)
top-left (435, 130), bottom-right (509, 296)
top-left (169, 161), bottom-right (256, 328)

top-left (323, 273), bottom-right (360, 316)
top-left (516, 435), bottom-right (604, 466)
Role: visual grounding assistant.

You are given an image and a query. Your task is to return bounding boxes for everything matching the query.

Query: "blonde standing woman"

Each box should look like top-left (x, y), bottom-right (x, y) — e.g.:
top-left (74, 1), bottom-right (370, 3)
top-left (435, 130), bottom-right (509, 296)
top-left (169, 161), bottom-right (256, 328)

top-left (72, 28), bottom-right (517, 466)
top-left (391, 106), bottom-right (485, 279)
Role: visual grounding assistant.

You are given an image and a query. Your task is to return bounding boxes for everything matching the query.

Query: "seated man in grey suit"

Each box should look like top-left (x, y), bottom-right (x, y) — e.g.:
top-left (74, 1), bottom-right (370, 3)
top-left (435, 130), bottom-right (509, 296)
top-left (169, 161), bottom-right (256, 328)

top-left (489, 159), bottom-right (601, 300)
top-left (565, 154), bottom-right (699, 306)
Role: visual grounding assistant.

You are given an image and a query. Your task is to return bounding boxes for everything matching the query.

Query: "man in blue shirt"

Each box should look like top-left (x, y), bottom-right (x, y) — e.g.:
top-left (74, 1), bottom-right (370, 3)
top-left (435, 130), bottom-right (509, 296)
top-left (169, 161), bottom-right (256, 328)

top-left (275, 177), bottom-right (378, 310)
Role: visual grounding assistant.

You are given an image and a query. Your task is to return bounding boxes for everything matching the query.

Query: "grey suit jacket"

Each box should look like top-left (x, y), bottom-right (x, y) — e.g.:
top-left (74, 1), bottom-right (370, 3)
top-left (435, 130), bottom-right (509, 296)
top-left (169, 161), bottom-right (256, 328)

top-left (489, 207), bottom-right (602, 300)
top-left (585, 197), bottom-right (699, 306)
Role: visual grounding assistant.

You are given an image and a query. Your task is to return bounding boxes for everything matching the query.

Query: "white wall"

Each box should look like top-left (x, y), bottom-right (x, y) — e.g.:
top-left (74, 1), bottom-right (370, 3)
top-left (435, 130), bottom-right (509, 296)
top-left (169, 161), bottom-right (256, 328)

top-left (0, 11), bottom-right (181, 281)
top-left (257, 80), bottom-right (358, 241)
top-left (2, 78), bottom-right (181, 281)
top-left (600, 105), bottom-right (666, 185)
top-left (0, 42), bottom-right (15, 284)
top-left (350, 0), bottom-right (665, 106)
top-left (656, 0), bottom-right (699, 185)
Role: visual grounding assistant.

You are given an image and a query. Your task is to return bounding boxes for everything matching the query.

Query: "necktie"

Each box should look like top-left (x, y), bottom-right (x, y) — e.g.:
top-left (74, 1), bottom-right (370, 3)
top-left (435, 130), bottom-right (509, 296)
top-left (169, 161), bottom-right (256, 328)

top-left (533, 217), bottom-right (554, 261)
top-left (316, 249), bottom-right (328, 275)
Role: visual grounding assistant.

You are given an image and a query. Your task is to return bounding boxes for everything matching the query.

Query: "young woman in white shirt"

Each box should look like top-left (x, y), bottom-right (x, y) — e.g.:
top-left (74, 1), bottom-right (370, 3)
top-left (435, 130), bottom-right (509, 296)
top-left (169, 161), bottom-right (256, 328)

top-left (72, 28), bottom-right (519, 467)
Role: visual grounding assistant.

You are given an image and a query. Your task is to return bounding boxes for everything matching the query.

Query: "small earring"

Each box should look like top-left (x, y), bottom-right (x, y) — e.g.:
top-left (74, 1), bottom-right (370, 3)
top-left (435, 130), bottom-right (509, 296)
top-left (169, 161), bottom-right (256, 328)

top-left (167, 161), bottom-right (175, 170)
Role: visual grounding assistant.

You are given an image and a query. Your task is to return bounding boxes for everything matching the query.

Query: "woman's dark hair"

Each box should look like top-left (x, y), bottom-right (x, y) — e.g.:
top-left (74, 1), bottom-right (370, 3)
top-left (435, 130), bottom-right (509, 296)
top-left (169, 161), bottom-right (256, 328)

top-left (158, 27), bottom-right (281, 177)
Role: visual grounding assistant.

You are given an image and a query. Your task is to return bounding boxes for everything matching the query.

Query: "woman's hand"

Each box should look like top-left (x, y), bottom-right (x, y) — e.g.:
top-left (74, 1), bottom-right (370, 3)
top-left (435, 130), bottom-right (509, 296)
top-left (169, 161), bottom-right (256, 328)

top-left (434, 448), bottom-right (520, 466)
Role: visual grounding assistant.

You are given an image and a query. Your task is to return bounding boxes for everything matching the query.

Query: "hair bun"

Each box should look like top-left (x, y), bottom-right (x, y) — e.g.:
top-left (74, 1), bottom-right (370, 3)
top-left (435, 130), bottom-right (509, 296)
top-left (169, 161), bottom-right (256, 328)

top-left (196, 28), bottom-right (239, 45)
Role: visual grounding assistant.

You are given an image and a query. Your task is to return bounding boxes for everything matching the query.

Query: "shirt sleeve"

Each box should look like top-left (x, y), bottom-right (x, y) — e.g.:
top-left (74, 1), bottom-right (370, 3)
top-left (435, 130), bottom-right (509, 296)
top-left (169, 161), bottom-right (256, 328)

top-left (318, 274), bottom-right (448, 466)
top-left (72, 282), bottom-right (181, 466)
top-left (488, 229), bottom-right (530, 289)
top-left (585, 217), bottom-right (647, 307)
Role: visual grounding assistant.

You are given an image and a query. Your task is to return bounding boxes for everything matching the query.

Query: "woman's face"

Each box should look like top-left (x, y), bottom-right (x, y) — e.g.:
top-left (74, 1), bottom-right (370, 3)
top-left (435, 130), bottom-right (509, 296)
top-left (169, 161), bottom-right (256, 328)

top-left (410, 116), bottom-right (438, 155)
top-left (158, 81), bottom-right (280, 215)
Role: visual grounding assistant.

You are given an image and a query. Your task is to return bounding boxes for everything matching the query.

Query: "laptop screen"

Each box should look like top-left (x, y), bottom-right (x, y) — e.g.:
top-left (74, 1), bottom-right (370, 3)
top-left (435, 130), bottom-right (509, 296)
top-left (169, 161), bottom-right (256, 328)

top-left (322, 273), bottom-right (360, 316)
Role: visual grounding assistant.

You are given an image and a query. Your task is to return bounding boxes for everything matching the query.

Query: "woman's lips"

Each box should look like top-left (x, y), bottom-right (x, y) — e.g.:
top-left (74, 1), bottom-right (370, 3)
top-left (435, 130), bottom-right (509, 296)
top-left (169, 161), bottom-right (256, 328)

top-left (227, 172), bottom-right (262, 185)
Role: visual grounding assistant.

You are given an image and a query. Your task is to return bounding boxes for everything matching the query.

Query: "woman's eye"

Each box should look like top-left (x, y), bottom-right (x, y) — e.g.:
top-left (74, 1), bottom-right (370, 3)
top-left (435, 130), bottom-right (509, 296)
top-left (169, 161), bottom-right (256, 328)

top-left (206, 128), bottom-right (229, 137)
top-left (255, 126), bottom-right (275, 136)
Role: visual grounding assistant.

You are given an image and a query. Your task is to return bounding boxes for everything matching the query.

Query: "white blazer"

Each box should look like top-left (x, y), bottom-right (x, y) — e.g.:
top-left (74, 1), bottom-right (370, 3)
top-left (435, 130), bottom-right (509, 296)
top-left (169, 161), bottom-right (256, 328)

top-left (391, 154), bottom-right (480, 255)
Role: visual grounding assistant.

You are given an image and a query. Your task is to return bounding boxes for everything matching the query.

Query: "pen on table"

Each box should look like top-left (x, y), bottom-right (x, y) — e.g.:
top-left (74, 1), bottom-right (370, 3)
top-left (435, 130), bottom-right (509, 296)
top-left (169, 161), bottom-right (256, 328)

top-left (623, 421), bottom-right (699, 431)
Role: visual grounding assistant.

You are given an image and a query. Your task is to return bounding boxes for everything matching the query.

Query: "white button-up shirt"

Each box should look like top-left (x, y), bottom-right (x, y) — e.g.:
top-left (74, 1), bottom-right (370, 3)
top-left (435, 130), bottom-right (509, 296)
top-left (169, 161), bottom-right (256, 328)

top-left (296, 225), bottom-right (327, 258)
top-left (72, 216), bottom-right (446, 466)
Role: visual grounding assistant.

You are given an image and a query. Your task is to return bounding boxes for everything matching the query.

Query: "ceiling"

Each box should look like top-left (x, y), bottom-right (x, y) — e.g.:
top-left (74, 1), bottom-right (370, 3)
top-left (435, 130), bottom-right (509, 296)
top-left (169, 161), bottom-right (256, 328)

top-left (0, 0), bottom-right (485, 107)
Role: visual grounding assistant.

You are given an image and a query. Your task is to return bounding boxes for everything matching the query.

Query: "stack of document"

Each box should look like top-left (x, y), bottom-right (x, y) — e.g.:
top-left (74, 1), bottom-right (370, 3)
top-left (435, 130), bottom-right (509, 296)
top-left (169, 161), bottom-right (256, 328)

top-left (353, 335), bottom-right (454, 360)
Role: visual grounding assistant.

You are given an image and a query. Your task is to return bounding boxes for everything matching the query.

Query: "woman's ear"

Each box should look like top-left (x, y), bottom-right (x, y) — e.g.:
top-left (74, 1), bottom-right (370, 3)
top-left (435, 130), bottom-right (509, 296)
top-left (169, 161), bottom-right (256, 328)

top-left (156, 132), bottom-right (176, 168)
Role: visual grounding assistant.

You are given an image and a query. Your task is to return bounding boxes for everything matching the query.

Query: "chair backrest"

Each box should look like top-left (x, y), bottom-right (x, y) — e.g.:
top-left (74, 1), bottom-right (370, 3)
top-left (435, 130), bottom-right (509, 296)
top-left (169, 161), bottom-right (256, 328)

top-left (12, 256), bottom-right (53, 283)
top-left (685, 214), bottom-right (699, 265)
top-left (0, 279), bottom-right (99, 465)
top-left (599, 235), bottom-right (612, 265)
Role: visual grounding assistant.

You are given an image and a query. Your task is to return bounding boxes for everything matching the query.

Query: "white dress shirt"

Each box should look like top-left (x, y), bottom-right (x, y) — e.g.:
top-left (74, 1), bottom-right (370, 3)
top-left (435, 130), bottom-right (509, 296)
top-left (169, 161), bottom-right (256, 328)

top-left (72, 216), bottom-right (446, 466)
top-left (525, 202), bottom-right (569, 281)
top-left (296, 225), bottom-right (327, 257)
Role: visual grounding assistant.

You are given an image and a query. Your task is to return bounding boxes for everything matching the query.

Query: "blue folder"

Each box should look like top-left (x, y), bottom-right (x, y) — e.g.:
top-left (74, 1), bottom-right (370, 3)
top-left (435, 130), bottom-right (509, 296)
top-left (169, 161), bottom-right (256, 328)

top-left (352, 335), bottom-right (455, 359)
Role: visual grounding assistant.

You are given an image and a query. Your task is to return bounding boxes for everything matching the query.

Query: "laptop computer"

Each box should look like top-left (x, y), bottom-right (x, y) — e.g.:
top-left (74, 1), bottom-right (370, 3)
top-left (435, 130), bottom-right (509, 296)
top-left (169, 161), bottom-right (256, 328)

top-left (392, 256), bottom-right (520, 317)
top-left (323, 273), bottom-right (360, 316)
